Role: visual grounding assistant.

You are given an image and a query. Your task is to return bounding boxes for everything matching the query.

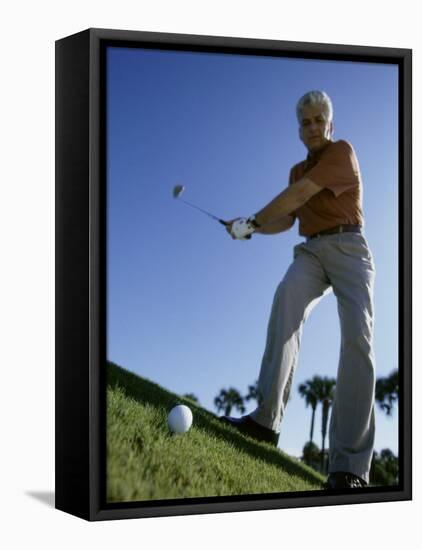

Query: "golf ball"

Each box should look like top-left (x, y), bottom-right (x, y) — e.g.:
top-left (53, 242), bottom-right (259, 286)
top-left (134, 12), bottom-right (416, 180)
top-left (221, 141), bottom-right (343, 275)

top-left (167, 404), bottom-right (193, 434)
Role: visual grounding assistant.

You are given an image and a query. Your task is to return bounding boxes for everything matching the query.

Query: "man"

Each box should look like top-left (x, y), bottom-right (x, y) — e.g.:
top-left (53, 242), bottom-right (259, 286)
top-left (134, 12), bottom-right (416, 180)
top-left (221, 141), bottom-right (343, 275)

top-left (221, 90), bottom-right (376, 490)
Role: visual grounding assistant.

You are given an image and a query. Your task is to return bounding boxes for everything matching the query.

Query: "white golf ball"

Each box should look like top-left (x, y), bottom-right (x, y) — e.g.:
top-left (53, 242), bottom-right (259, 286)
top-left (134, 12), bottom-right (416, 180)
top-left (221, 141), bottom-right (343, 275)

top-left (167, 405), bottom-right (193, 434)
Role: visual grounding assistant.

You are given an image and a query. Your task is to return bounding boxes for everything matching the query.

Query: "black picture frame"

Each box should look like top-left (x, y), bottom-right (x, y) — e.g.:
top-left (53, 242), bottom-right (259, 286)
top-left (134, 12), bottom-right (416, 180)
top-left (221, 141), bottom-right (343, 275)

top-left (55, 27), bottom-right (412, 521)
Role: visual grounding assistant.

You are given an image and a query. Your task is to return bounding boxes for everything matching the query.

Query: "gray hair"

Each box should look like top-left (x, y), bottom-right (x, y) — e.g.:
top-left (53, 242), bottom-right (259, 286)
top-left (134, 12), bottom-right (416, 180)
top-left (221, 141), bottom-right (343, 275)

top-left (296, 91), bottom-right (333, 123)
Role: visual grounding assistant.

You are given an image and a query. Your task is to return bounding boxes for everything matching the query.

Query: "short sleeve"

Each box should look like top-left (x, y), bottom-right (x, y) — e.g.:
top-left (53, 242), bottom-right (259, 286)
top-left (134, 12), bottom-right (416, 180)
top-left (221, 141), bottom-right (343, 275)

top-left (305, 140), bottom-right (361, 198)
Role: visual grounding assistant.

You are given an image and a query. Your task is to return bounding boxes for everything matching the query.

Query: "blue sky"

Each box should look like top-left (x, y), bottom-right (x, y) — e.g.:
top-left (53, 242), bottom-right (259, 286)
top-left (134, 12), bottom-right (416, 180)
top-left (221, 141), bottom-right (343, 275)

top-left (106, 46), bottom-right (399, 458)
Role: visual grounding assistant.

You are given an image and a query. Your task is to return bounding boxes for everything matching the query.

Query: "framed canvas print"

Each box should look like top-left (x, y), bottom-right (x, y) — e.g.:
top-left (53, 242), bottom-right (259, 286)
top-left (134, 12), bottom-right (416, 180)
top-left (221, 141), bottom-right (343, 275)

top-left (55, 28), bottom-right (412, 521)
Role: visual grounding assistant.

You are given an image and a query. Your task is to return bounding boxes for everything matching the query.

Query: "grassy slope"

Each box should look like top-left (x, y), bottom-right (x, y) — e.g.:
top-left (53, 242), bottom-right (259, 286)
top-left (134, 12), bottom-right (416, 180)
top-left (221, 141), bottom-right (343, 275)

top-left (107, 361), bottom-right (325, 502)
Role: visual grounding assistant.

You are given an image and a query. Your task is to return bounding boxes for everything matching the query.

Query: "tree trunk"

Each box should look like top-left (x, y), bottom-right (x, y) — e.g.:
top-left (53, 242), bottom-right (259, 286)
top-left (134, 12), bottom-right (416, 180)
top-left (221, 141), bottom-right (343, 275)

top-left (321, 399), bottom-right (330, 473)
top-left (310, 407), bottom-right (316, 443)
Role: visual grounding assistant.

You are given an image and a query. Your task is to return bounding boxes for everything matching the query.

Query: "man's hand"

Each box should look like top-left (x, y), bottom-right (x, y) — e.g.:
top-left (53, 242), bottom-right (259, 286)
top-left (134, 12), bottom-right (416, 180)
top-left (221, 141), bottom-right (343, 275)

top-left (225, 218), bottom-right (238, 238)
top-left (226, 218), bottom-right (255, 240)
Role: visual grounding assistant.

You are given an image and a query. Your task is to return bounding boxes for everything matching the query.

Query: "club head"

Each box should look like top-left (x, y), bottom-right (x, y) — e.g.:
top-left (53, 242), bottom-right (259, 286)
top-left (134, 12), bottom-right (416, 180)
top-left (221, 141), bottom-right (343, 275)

top-left (173, 184), bottom-right (185, 199)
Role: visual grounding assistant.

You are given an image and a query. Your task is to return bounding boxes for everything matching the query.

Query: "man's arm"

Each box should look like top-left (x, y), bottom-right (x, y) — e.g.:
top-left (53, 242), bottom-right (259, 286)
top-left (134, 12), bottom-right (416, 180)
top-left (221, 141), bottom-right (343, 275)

top-left (254, 214), bottom-right (295, 234)
top-left (254, 177), bottom-right (322, 227)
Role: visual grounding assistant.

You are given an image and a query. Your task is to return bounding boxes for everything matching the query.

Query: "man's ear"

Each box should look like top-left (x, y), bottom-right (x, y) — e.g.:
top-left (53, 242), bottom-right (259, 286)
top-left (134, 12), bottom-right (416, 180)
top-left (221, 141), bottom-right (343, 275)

top-left (329, 121), bottom-right (334, 137)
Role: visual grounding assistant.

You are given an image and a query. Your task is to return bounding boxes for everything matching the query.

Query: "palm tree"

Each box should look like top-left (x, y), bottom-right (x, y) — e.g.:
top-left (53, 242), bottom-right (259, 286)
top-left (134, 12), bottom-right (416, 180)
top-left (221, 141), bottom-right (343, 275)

top-left (245, 380), bottom-right (263, 406)
top-left (375, 369), bottom-right (399, 416)
top-left (317, 377), bottom-right (336, 473)
top-left (370, 448), bottom-right (399, 486)
top-left (214, 388), bottom-right (246, 417)
top-left (298, 376), bottom-right (322, 444)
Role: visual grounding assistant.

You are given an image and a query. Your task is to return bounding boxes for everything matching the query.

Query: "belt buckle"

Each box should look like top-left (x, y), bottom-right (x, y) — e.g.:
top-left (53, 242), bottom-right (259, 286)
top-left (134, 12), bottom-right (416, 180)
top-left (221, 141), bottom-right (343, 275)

top-left (338, 225), bottom-right (344, 234)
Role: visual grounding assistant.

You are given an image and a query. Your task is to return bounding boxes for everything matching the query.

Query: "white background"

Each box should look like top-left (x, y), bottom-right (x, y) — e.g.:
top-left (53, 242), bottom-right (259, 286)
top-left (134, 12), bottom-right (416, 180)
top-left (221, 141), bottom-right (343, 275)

top-left (0, 1), bottom-right (419, 548)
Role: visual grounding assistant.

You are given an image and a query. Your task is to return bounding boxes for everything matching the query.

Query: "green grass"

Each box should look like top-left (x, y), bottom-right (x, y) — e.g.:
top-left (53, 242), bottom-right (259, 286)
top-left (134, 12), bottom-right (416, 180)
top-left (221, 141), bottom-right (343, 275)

top-left (106, 361), bottom-right (325, 502)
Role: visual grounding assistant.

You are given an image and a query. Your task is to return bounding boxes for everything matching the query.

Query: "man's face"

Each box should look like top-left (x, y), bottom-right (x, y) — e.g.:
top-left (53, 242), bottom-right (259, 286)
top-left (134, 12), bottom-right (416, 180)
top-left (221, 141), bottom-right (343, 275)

top-left (299, 104), bottom-right (333, 153)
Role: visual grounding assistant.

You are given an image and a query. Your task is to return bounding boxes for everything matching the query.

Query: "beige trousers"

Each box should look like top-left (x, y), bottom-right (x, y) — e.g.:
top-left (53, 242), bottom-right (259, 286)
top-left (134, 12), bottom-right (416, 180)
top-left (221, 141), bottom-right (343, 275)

top-left (249, 232), bottom-right (376, 483)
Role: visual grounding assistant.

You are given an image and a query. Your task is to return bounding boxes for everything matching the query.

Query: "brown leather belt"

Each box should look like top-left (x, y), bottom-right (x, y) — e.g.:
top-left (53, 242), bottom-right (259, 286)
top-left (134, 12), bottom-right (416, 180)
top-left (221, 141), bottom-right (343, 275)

top-left (307, 224), bottom-right (362, 241)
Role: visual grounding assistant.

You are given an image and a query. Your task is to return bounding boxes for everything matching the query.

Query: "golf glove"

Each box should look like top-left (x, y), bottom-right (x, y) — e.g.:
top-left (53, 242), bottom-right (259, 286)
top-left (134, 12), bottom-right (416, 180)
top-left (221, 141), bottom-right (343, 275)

top-left (230, 218), bottom-right (256, 240)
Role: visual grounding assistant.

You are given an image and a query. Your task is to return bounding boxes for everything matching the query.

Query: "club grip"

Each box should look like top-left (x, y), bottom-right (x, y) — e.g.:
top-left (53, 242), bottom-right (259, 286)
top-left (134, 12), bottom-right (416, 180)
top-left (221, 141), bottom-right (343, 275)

top-left (219, 219), bottom-right (251, 238)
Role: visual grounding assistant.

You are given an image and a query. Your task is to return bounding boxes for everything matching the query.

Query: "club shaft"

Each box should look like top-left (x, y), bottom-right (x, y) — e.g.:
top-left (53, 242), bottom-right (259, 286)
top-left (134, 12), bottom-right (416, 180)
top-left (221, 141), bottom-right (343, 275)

top-left (179, 198), bottom-right (227, 225)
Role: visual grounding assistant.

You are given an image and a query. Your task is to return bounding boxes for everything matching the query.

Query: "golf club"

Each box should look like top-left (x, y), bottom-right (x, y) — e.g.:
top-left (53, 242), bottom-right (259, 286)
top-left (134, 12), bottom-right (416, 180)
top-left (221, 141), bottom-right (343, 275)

top-left (172, 185), bottom-right (228, 226)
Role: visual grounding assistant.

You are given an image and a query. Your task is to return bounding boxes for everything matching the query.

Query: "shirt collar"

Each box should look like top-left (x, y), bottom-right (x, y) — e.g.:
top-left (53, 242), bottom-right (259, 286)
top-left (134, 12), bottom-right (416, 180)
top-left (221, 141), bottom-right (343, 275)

top-left (304, 140), bottom-right (333, 171)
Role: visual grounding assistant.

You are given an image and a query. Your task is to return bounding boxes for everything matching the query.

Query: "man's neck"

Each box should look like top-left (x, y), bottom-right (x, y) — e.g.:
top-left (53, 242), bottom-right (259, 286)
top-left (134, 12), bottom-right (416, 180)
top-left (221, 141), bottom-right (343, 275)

top-left (307, 139), bottom-right (333, 160)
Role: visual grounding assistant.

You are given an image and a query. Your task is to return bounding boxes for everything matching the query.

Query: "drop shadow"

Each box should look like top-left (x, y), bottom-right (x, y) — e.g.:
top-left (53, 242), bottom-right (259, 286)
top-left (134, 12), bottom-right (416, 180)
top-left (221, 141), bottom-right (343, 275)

top-left (26, 491), bottom-right (55, 508)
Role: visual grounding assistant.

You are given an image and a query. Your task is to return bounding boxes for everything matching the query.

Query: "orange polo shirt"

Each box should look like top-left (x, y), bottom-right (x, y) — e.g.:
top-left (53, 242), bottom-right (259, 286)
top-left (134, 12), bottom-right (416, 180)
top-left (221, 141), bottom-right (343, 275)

top-left (289, 139), bottom-right (364, 237)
